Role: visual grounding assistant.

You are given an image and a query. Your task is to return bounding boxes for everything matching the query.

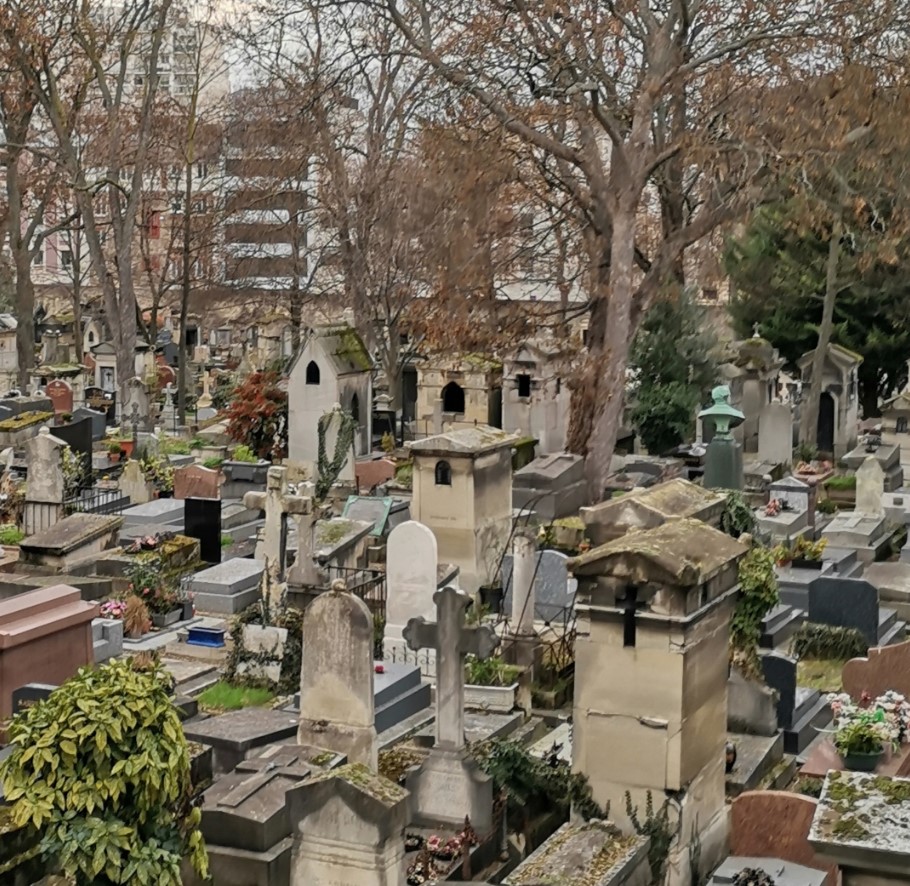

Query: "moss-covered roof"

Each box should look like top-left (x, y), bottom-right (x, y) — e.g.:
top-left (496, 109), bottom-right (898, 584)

top-left (317, 323), bottom-right (373, 373)
top-left (634, 478), bottom-right (725, 516)
top-left (568, 517), bottom-right (746, 583)
top-left (308, 762), bottom-right (407, 806)
top-left (408, 425), bottom-right (520, 456)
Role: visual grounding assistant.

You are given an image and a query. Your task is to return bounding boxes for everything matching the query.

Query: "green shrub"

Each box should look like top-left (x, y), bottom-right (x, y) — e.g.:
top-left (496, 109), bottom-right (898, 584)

top-left (231, 444), bottom-right (258, 463)
top-left (202, 457), bottom-right (223, 469)
top-left (817, 498), bottom-right (838, 514)
top-left (790, 623), bottom-right (868, 661)
top-left (0, 659), bottom-right (208, 885)
top-left (0, 524), bottom-right (24, 546)
top-left (732, 546), bottom-right (779, 674)
top-left (464, 656), bottom-right (521, 687)
top-left (220, 534), bottom-right (233, 547)
top-left (826, 474), bottom-right (857, 490)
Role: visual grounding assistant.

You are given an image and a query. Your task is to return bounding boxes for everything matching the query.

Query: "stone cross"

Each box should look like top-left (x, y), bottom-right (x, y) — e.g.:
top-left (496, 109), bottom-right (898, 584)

top-left (197, 371), bottom-right (213, 409)
top-left (403, 587), bottom-right (500, 752)
top-left (243, 466), bottom-right (312, 588)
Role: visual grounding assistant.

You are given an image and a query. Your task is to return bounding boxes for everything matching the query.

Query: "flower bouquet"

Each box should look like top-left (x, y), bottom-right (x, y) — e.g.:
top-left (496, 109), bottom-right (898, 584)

top-left (100, 599), bottom-right (127, 620)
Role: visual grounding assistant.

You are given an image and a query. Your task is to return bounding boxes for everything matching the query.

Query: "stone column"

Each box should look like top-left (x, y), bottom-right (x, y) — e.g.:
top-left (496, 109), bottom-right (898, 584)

top-left (511, 532), bottom-right (536, 635)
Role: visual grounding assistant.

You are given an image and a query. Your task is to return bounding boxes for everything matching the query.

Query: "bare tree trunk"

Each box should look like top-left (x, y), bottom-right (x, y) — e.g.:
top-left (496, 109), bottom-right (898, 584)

top-left (12, 251), bottom-right (35, 390)
top-left (178, 163), bottom-right (194, 426)
top-left (799, 217), bottom-right (842, 449)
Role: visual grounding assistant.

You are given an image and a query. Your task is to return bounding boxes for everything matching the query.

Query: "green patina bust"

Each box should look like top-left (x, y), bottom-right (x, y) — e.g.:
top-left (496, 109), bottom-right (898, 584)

top-left (699, 385), bottom-right (745, 440)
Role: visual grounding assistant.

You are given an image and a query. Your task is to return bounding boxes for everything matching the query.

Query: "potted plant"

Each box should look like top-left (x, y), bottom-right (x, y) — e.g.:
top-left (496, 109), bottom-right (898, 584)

top-left (224, 443), bottom-right (268, 483)
top-left (833, 716), bottom-right (893, 771)
top-left (108, 441), bottom-right (122, 463)
top-left (464, 655), bottom-right (522, 713)
top-left (119, 438), bottom-right (135, 459)
top-left (123, 595), bottom-right (152, 639)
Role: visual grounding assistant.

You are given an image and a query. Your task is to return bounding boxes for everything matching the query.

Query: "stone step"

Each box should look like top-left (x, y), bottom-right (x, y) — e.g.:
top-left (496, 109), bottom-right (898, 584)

top-left (760, 607), bottom-right (805, 650)
top-left (375, 682), bottom-right (432, 735)
top-left (725, 732), bottom-right (783, 799)
top-left (879, 619), bottom-right (907, 647)
top-left (178, 671), bottom-right (222, 698)
top-left (93, 638), bottom-right (111, 663)
top-left (879, 607), bottom-right (898, 635)
top-left (760, 755), bottom-right (798, 792)
top-left (783, 695), bottom-right (831, 755)
top-left (374, 666), bottom-right (422, 709)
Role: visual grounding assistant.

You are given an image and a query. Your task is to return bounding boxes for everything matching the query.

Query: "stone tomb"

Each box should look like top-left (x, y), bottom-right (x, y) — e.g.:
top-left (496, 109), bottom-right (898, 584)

top-left (182, 708), bottom-right (300, 775)
top-left (19, 513), bottom-right (122, 573)
top-left (190, 743), bottom-right (343, 886)
top-left (568, 519), bottom-right (747, 885)
top-left (843, 441), bottom-right (903, 491)
top-left (730, 791), bottom-right (836, 886)
top-left (512, 453), bottom-right (588, 521)
top-left (809, 771), bottom-right (910, 883)
top-left (581, 477), bottom-right (726, 546)
top-left (288, 764), bottom-right (409, 886)
top-left (189, 558), bottom-right (265, 615)
top-left (0, 585), bottom-right (98, 726)
top-left (297, 589), bottom-right (377, 768)
top-left (808, 576), bottom-right (906, 648)
top-left (821, 512), bottom-right (890, 563)
top-left (760, 651), bottom-right (830, 754)
top-left (121, 496), bottom-right (185, 528)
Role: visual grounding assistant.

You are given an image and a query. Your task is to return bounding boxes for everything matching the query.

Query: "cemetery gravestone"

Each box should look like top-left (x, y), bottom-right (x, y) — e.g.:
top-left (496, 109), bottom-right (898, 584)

top-left (11, 683), bottom-right (57, 714)
top-left (46, 379), bottom-right (74, 415)
top-left (297, 588), bottom-right (377, 769)
top-left (188, 558), bottom-right (265, 614)
top-left (758, 400), bottom-right (793, 466)
top-left (403, 586), bottom-right (500, 830)
top-left (72, 406), bottom-right (106, 441)
top-left (119, 460), bottom-right (153, 505)
top-left (808, 577), bottom-right (881, 647)
top-left (174, 464), bottom-right (223, 501)
top-left (503, 548), bottom-right (576, 624)
top-left (842, 639), bottom-right (910, 702)
top-left (855, 456), bottom-right (886, 517)
top-left (384, 520), bottom-right (438, 652)
top-left (761, 650), bottom-right (829, 754)
top-left (53, 418), bottom-right (93, 487)
top-left (23, 428), bottom-right (66, 534)
top-left (185, 497), bottom-right (223, 564)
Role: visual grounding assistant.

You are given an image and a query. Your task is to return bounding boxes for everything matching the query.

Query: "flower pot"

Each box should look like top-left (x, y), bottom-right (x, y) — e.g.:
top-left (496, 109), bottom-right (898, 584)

top-left (791, 558), bottom-right (823, 570)
top-left (151, 608), bottom-right (182, 628)
top-left (840, 750), bottom-right (883, 772)
top-left (109, 452), bottom-right (121, 463)
top-left (181, 601), bottom-right (194, 621)
top-left (120, 440), bottom-right (135, 458)
top-left (158, 490), bottom-right (173, 499)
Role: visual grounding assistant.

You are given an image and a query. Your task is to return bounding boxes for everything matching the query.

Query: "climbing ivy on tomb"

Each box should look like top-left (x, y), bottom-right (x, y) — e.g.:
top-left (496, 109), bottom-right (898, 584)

top-left (315, 408), bottom-right (358, 500)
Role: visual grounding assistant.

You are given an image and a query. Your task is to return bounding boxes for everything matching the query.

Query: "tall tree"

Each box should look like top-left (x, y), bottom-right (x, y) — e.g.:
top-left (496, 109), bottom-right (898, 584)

top-left (373, 0), bottom-right (905, 491)
top-left (0, 0), bottom-right (175, 403)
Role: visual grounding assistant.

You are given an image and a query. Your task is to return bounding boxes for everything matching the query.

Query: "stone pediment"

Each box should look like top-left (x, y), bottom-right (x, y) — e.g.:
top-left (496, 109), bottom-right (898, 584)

top-left (569, 518), bottom-right (747, 587)
top-left (582, 478), bottom-right (726, 545)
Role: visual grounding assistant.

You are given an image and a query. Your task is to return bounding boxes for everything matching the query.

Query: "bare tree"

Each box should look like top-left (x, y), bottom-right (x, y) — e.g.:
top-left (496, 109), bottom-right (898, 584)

top-left (371, 0), bottom-right (905, 489)
top-left (1, 0), bottom-right (176, 405)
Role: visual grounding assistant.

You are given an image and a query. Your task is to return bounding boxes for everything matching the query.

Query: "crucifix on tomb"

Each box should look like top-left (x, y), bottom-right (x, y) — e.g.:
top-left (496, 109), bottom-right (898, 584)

top-left (403, 586), bottom-right (500, 752)
top-left (619, 585), bottom-right (648, 649)
top-left (243, 466), bottom-right (312, 589)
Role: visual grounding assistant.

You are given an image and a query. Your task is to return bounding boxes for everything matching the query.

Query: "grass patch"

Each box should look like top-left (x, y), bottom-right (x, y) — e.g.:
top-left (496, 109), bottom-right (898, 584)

top-left (197, 681), bottom-right (275, 712)
top-left (796, 658), bottom-right (846, 693)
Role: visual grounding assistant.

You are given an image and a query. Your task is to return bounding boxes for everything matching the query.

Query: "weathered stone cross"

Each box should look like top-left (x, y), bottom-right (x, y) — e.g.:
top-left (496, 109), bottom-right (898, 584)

top-left (403, 586), bottom-right (500, 752)
top-left (243, 466), bottom-right (312, 586)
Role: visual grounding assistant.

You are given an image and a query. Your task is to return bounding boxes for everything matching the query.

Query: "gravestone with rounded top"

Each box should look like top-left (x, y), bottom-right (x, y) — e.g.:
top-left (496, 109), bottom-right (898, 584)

top-left (297, 586), bottom-right (377, 769)
top-left (856, 455), bottom-right (885, 516)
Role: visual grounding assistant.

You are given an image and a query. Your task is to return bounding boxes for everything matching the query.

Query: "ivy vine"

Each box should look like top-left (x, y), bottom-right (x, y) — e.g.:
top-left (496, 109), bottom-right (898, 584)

top-left (731, 545), bottom-right (779, 677)
top-left (315, 408), bottom-right (358, 500)
top-left (625, 791), bottom-right (680, 885)
top-left (719, 490), bottom-right (757, 539)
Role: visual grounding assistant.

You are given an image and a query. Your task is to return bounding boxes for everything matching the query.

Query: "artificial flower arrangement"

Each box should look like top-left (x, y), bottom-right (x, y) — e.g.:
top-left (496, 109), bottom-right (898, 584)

top-left (100, 599), bottom-right (127, 619)
top-left (827, 690), bottom-right (909, 766)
